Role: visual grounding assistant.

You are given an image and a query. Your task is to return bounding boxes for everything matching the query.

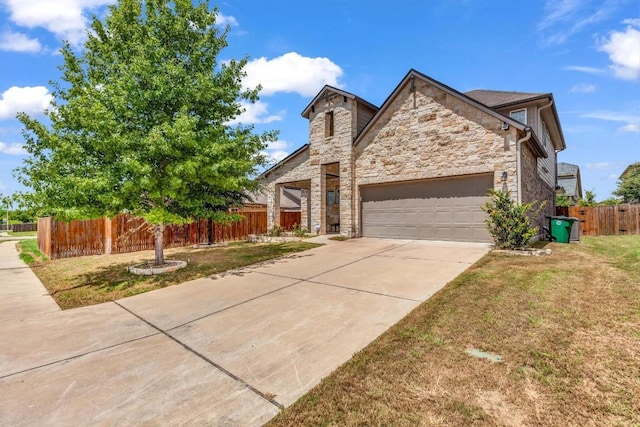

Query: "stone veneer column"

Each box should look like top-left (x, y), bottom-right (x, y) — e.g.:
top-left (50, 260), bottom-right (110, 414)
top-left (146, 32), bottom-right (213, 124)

top-left (310, 165), bottom-right (326, 234)
top-left (266, 183), bottom-right (281, 230)
top-left (300, 189), bottom-right (310, 232)
top-left (339, 161), bottom-right (353, 237)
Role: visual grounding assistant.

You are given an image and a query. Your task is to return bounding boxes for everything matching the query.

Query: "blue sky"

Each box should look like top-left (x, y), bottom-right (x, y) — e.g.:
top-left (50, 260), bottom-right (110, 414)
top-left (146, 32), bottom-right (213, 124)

top-left (0, 0), bottom-right (638, 202)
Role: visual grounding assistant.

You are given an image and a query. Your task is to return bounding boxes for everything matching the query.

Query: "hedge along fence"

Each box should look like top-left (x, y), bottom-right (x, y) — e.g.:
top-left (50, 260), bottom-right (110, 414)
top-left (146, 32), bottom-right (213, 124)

top-left (37, 211), bottom-right (301, 260)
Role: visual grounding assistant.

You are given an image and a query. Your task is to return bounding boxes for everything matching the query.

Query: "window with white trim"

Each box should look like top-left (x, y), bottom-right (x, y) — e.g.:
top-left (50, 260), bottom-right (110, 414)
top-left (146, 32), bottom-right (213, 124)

top-left (510, 109), bottom-right (526, 125)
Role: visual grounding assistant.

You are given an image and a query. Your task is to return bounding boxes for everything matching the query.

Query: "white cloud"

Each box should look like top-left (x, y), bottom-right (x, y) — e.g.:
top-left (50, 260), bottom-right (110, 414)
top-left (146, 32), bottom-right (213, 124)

top-left (263, 139), bottom-right (292, 163)
top-left (267, 140), bottom-right (288, 151)
top-left (563, 65), bottom-right (607, 76)
top-left (539, 0), bottom-right (620, 45)
top-left (225, 101), bottom-right (284, 126)
top-left (620, 124), bottom-right (640, 132)
top-left (570, 83), bottom-right (596, 93)
top-left (583, 110), bottom-right (640, 133)
top-left (0, 31), bottom-right (43, 53)
top-left (598, 23), bottom-right (640, 80)
top-left (2, 0), bottom-right (112, 45)
top-left (0, 141), bottom-right (27, 155)
top-left (0, 86), bottom-right (52, 120)
top-left (215, 13), bottom-right (238, 27)
top-left (538, 0), bottom-right (581, 31)
top-left (243, 52), bottom-right (344, 97)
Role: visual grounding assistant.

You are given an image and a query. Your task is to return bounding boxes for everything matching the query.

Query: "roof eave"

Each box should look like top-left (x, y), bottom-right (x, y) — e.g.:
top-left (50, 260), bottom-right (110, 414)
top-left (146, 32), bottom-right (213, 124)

top-left (490, 93), bottom-right (552, 110)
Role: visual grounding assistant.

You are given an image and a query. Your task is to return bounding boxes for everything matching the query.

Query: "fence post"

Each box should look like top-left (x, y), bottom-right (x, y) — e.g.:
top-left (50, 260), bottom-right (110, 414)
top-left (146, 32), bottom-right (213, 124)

top-left (104, 217), bottom-right (112, 255)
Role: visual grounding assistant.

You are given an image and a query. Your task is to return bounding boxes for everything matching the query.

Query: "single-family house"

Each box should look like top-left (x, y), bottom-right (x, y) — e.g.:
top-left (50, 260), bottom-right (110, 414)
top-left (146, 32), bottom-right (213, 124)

top-left (556, 162), bottom-right (583, 205)
top-left (260, 69), bottom-right (566, 243)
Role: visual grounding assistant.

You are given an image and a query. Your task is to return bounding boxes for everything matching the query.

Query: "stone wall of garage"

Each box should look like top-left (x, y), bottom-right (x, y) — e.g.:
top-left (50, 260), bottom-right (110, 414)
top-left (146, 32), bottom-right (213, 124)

top-left (353, 78), bottom-right (521, 235)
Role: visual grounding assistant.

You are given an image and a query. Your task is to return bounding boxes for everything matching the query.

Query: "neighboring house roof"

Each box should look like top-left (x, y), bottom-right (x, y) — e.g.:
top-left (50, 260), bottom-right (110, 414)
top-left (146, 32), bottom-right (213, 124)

top-left (558, 162), bottom-right (579, 176)
top-left (352, 69), bottom-right (548, 158)
top-left (247, 188), bottom-right (301, 210)
top-left (465, 90), bottom-right (550, 109)
top-left (619, 162), bottom-right (640, 180)
top-left (557, 162), bottom-right (582, 199)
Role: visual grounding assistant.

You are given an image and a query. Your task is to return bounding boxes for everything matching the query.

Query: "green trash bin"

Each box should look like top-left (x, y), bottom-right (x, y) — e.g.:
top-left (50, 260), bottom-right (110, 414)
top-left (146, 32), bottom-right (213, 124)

top-left (549, 216), bottom-right (577, 243)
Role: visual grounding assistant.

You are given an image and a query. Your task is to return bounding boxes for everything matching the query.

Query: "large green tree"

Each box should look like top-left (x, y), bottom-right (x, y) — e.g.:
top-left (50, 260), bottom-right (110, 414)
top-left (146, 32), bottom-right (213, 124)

top-left (16, 0), bottom-right (275, 265)
top-left (614, 167), bottom-right (640, 203)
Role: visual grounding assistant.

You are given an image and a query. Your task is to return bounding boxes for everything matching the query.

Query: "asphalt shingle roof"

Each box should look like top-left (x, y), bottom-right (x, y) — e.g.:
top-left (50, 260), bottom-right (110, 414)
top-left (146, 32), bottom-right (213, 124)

top-left (465, 90), bottom-right (549, 108)
top-left (558, 162), bottom-right (579, 176)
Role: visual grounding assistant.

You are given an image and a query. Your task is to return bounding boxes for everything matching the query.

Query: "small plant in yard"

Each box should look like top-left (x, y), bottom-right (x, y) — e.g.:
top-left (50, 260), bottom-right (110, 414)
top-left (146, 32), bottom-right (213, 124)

top-left (291, 223), bottom-right (308, 237)
top-left (269, 224), bottom-right (284, 237)
top-left (481, 189), bottom-right (545, 250)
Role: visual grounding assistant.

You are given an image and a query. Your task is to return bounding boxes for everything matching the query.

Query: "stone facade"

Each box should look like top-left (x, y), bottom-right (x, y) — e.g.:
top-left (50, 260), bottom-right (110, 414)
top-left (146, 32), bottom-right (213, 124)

top-left (261, 70), bottom-right (562, 241)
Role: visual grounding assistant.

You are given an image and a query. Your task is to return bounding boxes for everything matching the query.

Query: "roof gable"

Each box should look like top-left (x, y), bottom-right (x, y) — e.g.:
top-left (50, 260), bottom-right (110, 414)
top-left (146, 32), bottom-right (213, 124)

top-left (353, 69), bottom-right (548, 158)
top-left (301, 85), bottom-right (378, 118)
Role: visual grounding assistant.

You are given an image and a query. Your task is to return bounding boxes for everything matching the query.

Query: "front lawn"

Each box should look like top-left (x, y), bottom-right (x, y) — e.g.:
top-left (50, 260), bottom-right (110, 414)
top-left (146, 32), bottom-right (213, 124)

top-left (8, 231), bottom-right (37, 237)
top-left (269, 236), bottom-right (640, 426)
top-left (24, 241), bottom-right (321, 310)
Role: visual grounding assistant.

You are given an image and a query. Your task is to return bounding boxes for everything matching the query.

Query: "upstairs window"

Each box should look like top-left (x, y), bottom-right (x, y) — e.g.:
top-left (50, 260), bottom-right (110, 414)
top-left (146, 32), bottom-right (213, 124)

top-left (510, 109), bottom-right (526, 125)
top-left (325, 111), bottom-right (334, 138)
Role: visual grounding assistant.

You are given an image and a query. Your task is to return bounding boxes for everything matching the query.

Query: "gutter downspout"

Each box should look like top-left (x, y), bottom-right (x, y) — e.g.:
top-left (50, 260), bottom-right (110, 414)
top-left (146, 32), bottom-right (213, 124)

top-left (516, 129), bottom-right (532, 204)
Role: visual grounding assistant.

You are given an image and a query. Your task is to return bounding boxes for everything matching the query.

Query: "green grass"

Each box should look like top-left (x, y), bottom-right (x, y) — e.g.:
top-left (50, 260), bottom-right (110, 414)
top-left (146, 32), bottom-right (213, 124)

top-left (17, 239), bottom-right (47, 265)
top-left (268, 236), bottom-right (640, 426)
top-left (25, 241), bottom-right (321, 309)
top-left (8, 231), bottom-right (37, 237)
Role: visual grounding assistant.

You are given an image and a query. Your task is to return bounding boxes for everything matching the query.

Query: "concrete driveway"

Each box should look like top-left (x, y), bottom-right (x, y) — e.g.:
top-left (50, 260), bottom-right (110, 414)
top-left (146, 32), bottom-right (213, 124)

top-left (0, 238), bottom-right (489, 426)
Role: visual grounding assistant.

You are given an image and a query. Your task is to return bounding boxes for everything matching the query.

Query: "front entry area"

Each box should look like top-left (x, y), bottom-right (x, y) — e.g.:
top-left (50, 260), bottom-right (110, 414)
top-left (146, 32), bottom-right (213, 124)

top-left (360, 173), bottom-right (493, 243)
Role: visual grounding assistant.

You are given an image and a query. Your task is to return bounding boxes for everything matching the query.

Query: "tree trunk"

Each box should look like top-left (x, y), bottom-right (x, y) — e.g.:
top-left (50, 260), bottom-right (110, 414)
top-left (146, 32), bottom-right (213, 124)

top-left (154, 223), bottom-right (165, 266)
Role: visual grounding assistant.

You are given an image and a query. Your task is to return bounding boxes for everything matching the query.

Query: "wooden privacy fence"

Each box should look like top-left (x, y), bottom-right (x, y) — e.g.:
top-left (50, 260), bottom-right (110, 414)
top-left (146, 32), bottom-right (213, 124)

top-left (38, 210), bottom-right (301, 260)
top-left (556, 205), bottom-right (640, 236)
top-left (6, 223), bottom-right (37, 232)
top-left (280, 211), bottom-right (303, 230)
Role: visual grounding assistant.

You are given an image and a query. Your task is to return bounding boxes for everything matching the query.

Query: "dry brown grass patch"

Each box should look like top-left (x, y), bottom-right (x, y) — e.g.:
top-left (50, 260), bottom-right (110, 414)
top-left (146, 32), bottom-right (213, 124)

top-left (269, 236), bottom-right (640, 426)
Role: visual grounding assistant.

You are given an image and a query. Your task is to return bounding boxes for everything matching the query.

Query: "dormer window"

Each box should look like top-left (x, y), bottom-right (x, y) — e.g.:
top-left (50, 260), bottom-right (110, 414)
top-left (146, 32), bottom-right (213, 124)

top-left (510, 109), bottom-right (526, 125)
top-left (325, 111), bottom-right (334, 138)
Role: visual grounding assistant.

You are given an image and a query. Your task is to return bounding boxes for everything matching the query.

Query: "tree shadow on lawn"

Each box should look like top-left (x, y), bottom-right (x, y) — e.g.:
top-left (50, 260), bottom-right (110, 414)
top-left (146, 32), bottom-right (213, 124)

top-left (46, 241), bottom-right (321, 308)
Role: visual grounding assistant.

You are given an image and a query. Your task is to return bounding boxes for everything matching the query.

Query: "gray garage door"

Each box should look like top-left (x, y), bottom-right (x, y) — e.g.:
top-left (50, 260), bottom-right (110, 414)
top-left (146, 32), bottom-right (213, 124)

top-left (361, 174), bottom-right (493, 243)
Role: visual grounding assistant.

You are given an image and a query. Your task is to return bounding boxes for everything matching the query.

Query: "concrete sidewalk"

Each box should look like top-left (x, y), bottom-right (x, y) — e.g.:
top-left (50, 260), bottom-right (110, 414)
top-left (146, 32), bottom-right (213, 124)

top-left (0, 241), bottom-right (60, 322)
top-left (0, 238), bottom-right (489, 425)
